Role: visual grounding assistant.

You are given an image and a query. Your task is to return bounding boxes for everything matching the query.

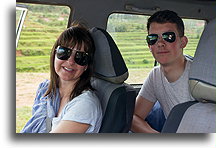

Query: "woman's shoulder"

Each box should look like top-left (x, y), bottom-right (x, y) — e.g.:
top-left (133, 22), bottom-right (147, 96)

top-left (38, 79), bottom-right (50, 89)
top-left (69, 90), bottom-right (100, 106)
top-left (83, 90), bottom-right (98, 97)
top-left (80, 90), bottom-right (99, 102)
top-left (64, 90), bottom-right (102, 115)
top-left (36, 79), bottom-right (50, 91)
top-left (35, 79), bottom-right (50, 98)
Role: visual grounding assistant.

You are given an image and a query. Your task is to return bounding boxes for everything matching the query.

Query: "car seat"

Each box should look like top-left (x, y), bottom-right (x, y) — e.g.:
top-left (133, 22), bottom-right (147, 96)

top-left (90, 27), bottom-right (136, 133)
top-left (161, 18), bottom-right (216, 133)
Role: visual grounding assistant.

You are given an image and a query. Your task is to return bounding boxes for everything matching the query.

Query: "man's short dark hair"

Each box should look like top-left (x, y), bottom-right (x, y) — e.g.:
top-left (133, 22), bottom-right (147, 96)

top-left (147, 10), bottom-right (185, 37)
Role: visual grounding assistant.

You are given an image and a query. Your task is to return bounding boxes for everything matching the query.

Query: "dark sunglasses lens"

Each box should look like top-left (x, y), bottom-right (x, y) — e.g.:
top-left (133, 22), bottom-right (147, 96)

top-left (146, 34), bottom-right (158, 45)
top-left (56, 46), bottom-right (71, 60)
top-left (163, 32), bottom-right (176, 43)
top-left (74, 51), bottom-right (89, 66)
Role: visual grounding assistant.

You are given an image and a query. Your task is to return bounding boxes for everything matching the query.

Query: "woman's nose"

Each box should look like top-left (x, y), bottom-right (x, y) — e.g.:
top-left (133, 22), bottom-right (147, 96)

top-left (67, 53), bottom-right (75, 64)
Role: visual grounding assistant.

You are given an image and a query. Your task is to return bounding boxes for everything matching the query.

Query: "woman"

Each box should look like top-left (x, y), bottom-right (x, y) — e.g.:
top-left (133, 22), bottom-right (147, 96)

top-left (21, 23), bottom-right (102, 133)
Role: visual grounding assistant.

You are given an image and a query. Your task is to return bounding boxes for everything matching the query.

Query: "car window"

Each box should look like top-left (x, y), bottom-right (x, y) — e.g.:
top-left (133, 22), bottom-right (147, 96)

top-left (16, 3), bottom-right (70, 133)
top-left (107, 13), bottom-right (205, 84)
top-left (16, 3), bottom-right (70, 72)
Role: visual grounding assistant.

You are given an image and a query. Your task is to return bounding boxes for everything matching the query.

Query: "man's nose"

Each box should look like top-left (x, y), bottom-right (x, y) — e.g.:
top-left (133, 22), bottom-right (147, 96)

top-left (157, 36), bottom-right (165, 46)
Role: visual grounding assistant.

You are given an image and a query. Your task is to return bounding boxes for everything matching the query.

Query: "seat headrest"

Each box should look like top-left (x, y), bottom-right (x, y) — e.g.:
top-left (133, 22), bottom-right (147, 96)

top-left (189, 18), bottom-right (216, 103)
top-left (90, 27), bottom-right (128, 84)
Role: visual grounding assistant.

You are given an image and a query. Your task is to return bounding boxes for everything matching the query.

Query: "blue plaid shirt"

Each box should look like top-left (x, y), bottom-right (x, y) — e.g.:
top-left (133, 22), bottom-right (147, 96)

top-left (20, 80), bottom-right (60, 133)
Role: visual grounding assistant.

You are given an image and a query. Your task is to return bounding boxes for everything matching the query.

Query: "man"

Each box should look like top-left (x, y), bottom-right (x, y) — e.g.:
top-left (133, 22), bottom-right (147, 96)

top-left (131, 10), bottom-right (194, 133)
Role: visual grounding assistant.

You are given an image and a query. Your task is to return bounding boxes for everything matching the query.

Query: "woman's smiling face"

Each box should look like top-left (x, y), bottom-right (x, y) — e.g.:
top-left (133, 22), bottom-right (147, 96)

top-left (54, 43), bottom-right (88, 83)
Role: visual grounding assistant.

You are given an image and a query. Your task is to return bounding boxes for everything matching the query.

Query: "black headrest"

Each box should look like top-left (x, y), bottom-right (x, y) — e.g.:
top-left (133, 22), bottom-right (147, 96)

top-left (90, 27), bottom-right (128, 84)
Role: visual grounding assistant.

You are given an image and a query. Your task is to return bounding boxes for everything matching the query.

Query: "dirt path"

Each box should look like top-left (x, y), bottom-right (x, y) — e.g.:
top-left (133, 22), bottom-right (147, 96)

top-left (16, 73), bottom-right (49, 108)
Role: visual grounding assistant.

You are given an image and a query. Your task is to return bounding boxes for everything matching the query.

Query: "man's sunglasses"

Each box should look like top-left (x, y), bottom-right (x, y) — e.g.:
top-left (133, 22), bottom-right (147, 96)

top-left (56, 46), bottom-right (89, 66)
top-left (146, 32), bottom-right (176, 45)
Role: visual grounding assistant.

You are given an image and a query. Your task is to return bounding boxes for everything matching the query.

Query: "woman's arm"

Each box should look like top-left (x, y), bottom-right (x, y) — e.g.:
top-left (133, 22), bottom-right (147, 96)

top-left (50, 120), bottom-right (90, 133)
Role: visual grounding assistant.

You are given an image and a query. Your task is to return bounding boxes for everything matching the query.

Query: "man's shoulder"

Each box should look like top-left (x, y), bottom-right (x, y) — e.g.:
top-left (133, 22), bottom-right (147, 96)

top-left (146, 65), bottom-right (163, 83)
top-left (185, 57), bottom-right (193, 70)
top-left (149, 65), bottom-right (162, 76)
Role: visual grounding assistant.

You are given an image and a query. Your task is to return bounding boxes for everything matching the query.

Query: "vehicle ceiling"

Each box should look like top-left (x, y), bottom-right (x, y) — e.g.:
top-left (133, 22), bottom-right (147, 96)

top-left (17, 0), bottom-right (216, 28)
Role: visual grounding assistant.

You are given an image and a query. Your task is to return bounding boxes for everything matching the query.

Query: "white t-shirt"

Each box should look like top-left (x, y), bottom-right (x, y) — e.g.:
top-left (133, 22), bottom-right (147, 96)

top-left (138, 58), bottom-right (195, 118)
top-left (51, 90), bottom-right (102, 133)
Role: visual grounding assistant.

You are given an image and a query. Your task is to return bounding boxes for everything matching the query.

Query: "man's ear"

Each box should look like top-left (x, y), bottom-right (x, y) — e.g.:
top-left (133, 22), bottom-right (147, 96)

top-left (180, 36), bottom-right (188, 48)
top-left (148, 44), bottom-right (152, 52)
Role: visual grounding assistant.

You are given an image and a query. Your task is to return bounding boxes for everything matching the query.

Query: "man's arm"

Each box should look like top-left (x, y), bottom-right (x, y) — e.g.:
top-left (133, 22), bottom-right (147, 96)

top-left (131, 95), bottom-right (159, 133)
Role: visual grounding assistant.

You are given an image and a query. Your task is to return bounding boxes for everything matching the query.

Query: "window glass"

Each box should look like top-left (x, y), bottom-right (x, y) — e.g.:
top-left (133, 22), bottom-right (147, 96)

top-left (107, 13), bottom-right (205, 84)
top-left (16, 3), bottom-right (70, 72)
top-left (16, 3), bottom-right (70, 133)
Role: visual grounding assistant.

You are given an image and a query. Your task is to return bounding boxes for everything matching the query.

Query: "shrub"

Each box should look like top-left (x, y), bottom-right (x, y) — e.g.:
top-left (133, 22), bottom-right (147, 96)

top-left (22, 49), bottom-right (46, 56)
top-left (143, 59), bottom-right (149, 64)
top-left (115, 25), bottom-right (127, 32)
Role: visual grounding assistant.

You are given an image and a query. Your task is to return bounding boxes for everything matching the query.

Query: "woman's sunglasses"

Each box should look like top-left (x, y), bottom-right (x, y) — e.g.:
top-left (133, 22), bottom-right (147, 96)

top-left (56, 46), bottom-right (89, 66)
top-left (146, 32), bottom-right (176, 45)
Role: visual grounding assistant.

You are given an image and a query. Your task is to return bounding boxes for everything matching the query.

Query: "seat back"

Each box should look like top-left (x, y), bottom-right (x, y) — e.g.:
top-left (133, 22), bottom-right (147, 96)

top-left (90, 27), bottom-right (136, 133)
top-left (162, 18), bottom-right (216, 133)
top-left (189, 19), bottom-right (216, 103)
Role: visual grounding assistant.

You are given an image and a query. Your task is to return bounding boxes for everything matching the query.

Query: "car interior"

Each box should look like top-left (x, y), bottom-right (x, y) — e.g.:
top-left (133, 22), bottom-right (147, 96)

top-left (90, 27), bottom-right (136, 132)
top-left (162, 18), bottom-right (216, 133)
top-left (16, 0), bottom-right (216, 133)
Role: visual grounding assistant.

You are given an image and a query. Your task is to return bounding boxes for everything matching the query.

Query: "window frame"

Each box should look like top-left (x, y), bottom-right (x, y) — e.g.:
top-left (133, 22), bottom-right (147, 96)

top-left (16, 4), bottom-right (28, 48)
top-left (106, 12), bottom-right (206, 85)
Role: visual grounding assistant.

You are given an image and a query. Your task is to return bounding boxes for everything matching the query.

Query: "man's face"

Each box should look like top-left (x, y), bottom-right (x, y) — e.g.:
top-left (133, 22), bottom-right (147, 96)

top-left (148, 22), bottom-right (187, 66)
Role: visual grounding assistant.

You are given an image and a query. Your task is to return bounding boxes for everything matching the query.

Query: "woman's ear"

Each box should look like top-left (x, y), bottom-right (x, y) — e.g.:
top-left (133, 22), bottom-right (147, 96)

top-left (180, 36), bottom-right (188, 48)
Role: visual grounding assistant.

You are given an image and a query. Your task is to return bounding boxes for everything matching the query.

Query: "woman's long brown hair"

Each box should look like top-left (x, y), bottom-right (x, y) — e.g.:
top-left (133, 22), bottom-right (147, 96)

top-left (44, 23), bottom-right (95, 100)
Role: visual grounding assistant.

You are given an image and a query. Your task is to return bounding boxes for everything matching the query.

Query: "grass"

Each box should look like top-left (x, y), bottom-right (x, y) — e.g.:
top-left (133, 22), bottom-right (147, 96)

top-left (16, 55), bottom-right (50, 72)
top-left (16, 106), bottom-right (32, 133)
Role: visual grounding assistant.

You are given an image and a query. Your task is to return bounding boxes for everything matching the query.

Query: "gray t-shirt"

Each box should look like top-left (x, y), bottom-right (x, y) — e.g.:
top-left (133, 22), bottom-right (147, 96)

top-left (138, 58), bottom-right (195, 118)
top-left (51, 90), bottom-right (102, 133)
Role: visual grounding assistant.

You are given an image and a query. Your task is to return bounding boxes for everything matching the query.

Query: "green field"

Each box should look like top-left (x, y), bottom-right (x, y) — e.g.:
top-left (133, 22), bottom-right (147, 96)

top-left (16, 4), bottom-right (204, 73)
top-left (16, 106), bottom-right (32, 133)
